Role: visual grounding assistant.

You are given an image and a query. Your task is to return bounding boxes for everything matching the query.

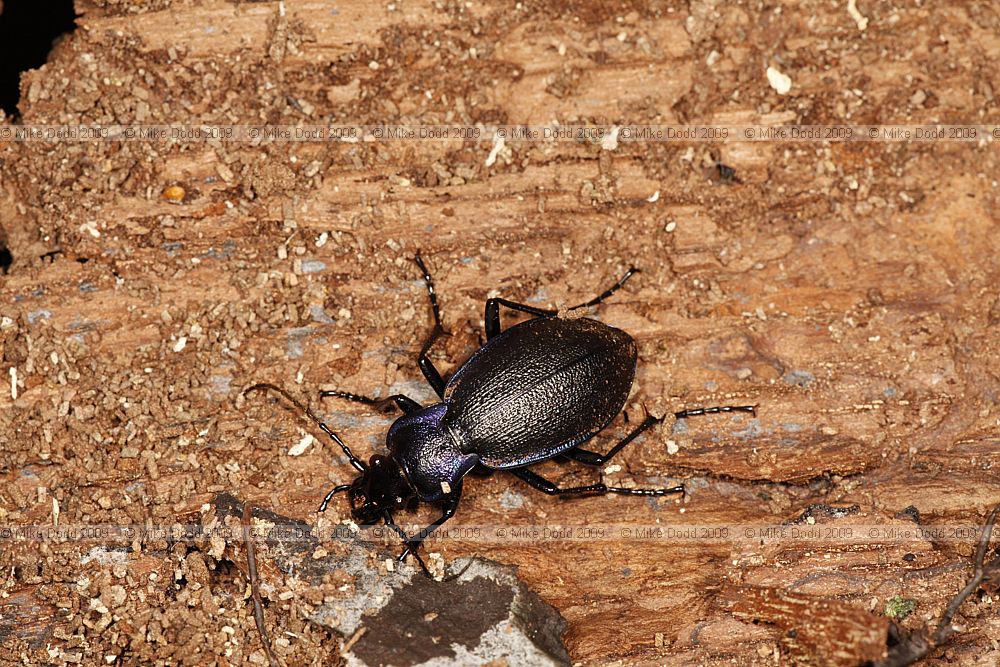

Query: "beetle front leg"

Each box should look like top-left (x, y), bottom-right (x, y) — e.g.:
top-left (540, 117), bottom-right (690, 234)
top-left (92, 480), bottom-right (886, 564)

top-left (382, 510), bottom-right (432, 576)
top-left (397, 488), bottom-right (462, 564)
top-left (318, 483), bottom-right (352, 512)
top-left (243, 383), bottom-right (368, 472)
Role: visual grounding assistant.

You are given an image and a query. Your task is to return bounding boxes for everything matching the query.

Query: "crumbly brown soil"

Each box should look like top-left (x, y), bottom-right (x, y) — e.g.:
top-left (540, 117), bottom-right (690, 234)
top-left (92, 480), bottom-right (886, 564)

top-left (1, 1), bottom-right (999, 665)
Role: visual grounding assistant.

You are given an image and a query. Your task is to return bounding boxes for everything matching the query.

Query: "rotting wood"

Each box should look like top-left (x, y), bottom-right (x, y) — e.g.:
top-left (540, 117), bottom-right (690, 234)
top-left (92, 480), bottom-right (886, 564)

top-left (1, 0), bottom-right (999, 665)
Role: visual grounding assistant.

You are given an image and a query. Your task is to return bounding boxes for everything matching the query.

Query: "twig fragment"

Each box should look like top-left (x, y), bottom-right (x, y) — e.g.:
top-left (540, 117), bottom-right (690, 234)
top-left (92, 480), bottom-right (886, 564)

top-left (340, 626), bottom-right (367, 657)
top-left (243, 502), bottom-right (281, 667)
top-left (877, 502), bottom-right (1000, 667)
top-left (933, 503), bottom-right (1000, 644)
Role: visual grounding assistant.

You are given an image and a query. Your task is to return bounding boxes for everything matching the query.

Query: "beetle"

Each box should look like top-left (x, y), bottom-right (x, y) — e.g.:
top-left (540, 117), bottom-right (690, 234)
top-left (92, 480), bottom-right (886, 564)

top-left (246, 256), bottom-right (755, 573)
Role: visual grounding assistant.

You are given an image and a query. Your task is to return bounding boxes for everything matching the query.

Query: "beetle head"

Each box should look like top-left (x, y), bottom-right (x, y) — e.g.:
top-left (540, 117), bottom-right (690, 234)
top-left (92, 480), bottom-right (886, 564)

top-left (348, 455), bottom-right (414, 525)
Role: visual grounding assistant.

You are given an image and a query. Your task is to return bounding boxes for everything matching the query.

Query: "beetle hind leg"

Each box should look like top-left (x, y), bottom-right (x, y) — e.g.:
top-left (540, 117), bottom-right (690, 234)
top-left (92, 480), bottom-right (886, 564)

top-left (510, 468), bottom-right (683, 497)
top-left (568, 404), bottom-right (757, 466)
top-left (604, 483), bottom-right (684, 496)
top-left (674, 404), bottom-right (757, 419)
top-left (564, 414), bottom-right (664, 466)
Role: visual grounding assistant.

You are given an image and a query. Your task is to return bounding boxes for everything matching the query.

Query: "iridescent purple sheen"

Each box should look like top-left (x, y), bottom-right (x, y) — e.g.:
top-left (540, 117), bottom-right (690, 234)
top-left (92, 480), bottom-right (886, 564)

top-left (387, 403), bottom-right (479, 501)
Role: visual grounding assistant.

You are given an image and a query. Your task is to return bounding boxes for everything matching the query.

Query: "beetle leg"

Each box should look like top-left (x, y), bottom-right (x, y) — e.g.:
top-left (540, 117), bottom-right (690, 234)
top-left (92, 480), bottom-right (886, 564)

top-left (484, 298), bottom-right (556, 339)
top-left (484, 266), bottom-right (639, 339)
top-left (565, 266), bottom-right (640, 312)
top-left (564, 414), bottom-right (664, 466)
top-left (510, 468), bottom-right (683, 497)
top-left (318, 483), bottom-right (352, 512)
top-left (569, 405), bottom-right (757, 465)
top-left (414, 254), bottom-right (444, 329)
top-left (320, 390), bottom-right (423, 414)
top-left (418, 332), bottom-right (448, 399)
top-left (396, 489), bottom-right (462, 564)
top-left (509, 468), bottom-right (606, 495)
top-left (414, 254), bottom-right (449, 398)
top-left (382, 510), bottom-right (433, 576)
top-left (674, 405), bottom-right (757, 419)
top-left (603, 483), bottom-right (685, 496)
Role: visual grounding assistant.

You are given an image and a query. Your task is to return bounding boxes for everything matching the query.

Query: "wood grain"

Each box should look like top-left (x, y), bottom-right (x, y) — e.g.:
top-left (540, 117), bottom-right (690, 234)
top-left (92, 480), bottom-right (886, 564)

top-left (1, 0), bottom-right (999, 664)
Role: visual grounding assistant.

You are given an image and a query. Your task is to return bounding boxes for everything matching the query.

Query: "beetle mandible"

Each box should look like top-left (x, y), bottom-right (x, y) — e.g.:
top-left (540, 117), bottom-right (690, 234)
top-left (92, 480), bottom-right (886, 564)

top-left (246, 256), bottom-right (755, 572)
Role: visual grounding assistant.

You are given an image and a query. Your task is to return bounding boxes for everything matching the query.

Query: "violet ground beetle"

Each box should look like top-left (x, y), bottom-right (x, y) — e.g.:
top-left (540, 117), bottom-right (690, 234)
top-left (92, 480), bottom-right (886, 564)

top-left (245, 256), bottom-right (756, 574)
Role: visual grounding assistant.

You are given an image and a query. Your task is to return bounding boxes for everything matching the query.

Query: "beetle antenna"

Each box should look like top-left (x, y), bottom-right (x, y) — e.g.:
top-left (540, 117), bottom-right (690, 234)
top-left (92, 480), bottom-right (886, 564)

top-left (567, 266), bottom-right (641, 311)
top-left (244, 383), bottom-right (368, 472)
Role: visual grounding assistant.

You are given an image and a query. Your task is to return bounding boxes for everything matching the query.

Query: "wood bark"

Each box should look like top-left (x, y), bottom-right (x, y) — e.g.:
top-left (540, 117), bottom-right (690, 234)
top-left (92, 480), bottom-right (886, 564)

top-left (1, 1), bottom-right (999, 665)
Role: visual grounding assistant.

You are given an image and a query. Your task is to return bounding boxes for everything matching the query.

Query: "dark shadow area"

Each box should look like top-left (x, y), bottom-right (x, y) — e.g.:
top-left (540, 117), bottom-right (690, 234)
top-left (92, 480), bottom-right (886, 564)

top-left (0, 0), bottom-right (77, 118)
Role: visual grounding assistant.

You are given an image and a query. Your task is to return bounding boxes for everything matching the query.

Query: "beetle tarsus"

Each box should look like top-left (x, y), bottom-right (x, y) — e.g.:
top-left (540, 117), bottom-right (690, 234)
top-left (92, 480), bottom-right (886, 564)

top-left (566, 266), bottom-right (641, 311)
top-left (392, 491), bottom-right (462, 575)
top-left (383, 511), bottom-right (437, 577)
top-left (414, 254), bottom-right (443, 328)
top-left (397, 544), bottom-right (436, 579)
top-left (674, 404), bottom-right (757, 420)
top-left (605, 484), bottom-right (685, 496)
